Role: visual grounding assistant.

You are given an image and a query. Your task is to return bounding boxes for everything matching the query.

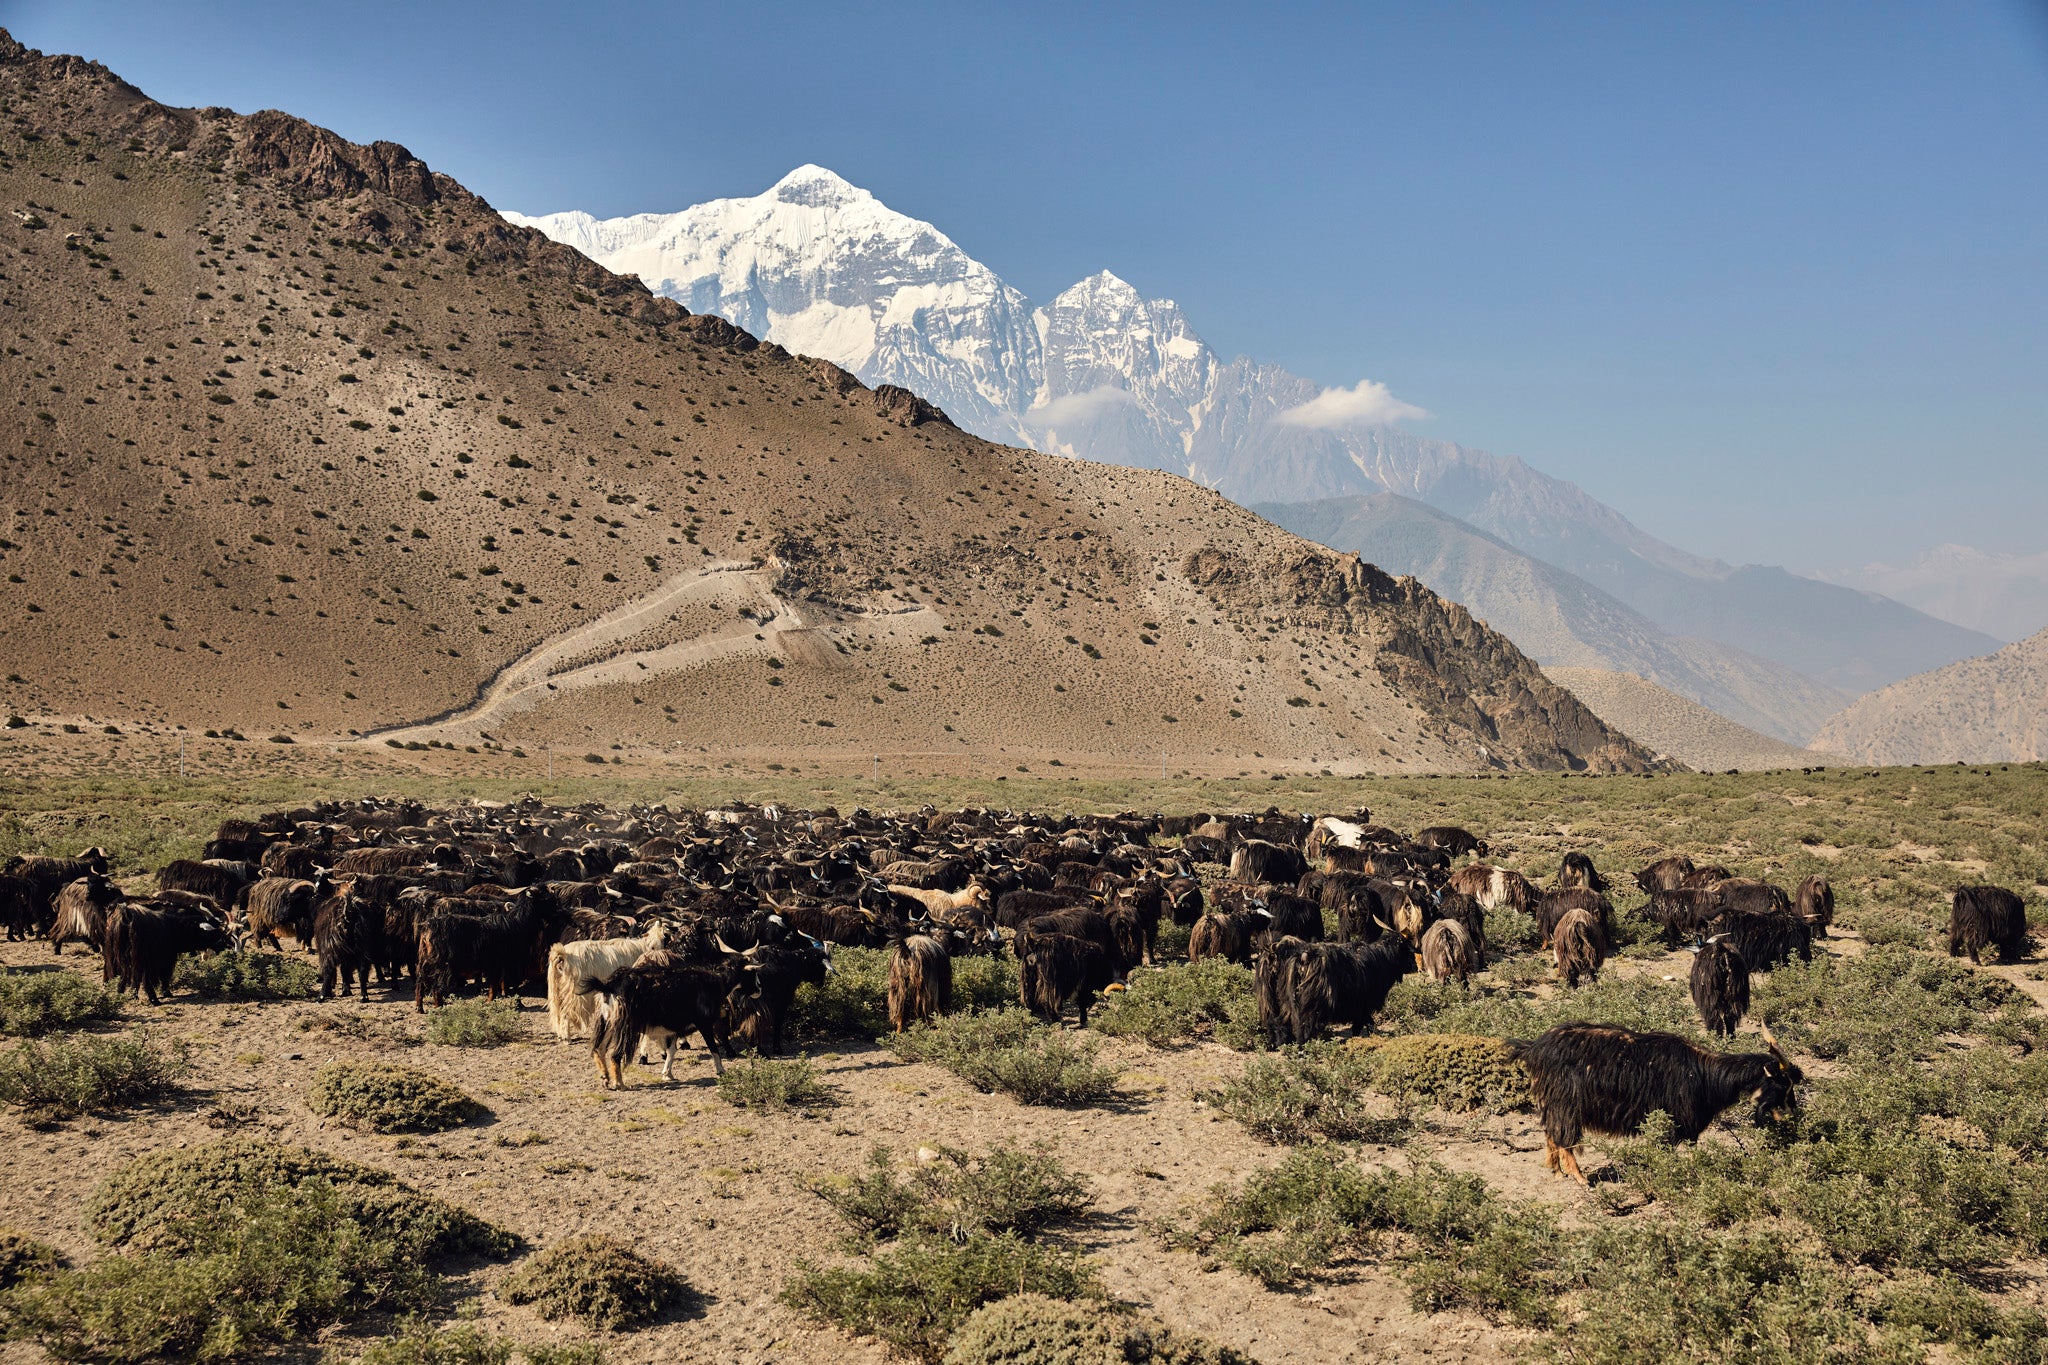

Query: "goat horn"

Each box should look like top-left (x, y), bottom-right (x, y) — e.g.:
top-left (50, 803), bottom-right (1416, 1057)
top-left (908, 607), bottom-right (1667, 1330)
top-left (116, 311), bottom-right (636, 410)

top-left (714, 935), bottom-right (741, 956)
top-left (1759, 1022), bottom-right (1781, 1050)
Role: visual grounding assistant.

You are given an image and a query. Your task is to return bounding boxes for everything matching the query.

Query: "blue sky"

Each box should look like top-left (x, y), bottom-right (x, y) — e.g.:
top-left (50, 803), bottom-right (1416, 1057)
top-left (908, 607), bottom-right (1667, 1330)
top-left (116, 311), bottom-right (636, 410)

top-left (6, 0), bottom-right (2045, 572)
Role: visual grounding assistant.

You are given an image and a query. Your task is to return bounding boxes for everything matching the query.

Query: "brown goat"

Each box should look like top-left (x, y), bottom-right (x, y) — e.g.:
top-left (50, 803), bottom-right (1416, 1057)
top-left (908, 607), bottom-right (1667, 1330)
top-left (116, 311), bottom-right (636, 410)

top-left (1553, 907), bottom-right (1606, 988)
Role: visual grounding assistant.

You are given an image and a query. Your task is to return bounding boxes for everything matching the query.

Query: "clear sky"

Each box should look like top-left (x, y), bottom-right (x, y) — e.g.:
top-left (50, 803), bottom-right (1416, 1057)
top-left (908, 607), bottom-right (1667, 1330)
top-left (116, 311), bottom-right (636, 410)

top-left (5, 0), bottom-right (2045, 573)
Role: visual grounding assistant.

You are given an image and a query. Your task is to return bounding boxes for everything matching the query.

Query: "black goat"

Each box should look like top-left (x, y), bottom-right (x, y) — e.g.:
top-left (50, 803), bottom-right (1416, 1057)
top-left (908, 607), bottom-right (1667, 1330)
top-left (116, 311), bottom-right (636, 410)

top-left (101, 899), bottom-right (235, 1004)
top-left (582, 950), bottom-right (742, 1085)
top-left (1949, 885), bottom-right (2028, 965)
top-left (1558, 852), bottom-right (1610, 893)
top-left (1508, 1023), bottom-right (1801, 1183)
top-left (1259, 936), bottom-right (1415, 1045)
top-left (1689, 938), bottom-right (1748, 1037)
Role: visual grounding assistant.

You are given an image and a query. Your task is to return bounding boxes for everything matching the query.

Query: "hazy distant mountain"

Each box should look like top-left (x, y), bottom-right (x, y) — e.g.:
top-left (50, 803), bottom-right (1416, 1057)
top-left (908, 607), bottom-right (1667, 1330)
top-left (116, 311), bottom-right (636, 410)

top-left (1546, 668), bottom-right (1840, 773)
top-left (1811, 628), bottom-right (2048, 765)
top-left (509, 168), bottom-right (2000, 697)
top-left (1820, 545), bottom-right (2048, 644)
top-left (1258, 493), bottom-right (1849, 743)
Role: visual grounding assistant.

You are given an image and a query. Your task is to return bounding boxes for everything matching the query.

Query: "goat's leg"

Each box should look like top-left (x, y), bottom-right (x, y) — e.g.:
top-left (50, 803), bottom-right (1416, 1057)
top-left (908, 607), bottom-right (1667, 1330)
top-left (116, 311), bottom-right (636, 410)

top-left (1558, 1145), bottom-right (1588, 1185)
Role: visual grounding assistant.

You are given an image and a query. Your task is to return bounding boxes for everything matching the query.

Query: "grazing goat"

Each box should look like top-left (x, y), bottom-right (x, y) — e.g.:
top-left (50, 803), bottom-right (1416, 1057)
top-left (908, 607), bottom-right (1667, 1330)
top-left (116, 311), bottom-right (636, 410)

top-left (1949, 885), bottom-right (2028, 965)
top-left (0, 873), bottom-right (42, 940)
top-left (1258, 936), bottom-right (1415, 1045)
top-left (1188, 907), bottom-right (1268, 966)
top-left (1689, 938), bottom-right (1748, 1037)
top-left (886, 881), bottom-right (992, 919)
top-left (1228, 840), bottom-right (1308, 887)
top-left (1647, 888), bottom-right (1720, 947)
top-left (727, 939), bottom-right (832, 1055)
top-left (1795, 875), bottom-right (1834, 938)
top-left (414, 887), bottom-right (561, 1011)
top-left (1708, 878), bottom-right (1792, 918)
top-left (101, 900), bottom-right (234, 1004)
top-left (1016, 929), bottom-right (1119, 1027)
top-left (887, 927), bottom-right (955, 1032)
top-left (1552, 907), bottom-right (1606, 988)
top-left (1437, 891), bottom-right (1487, 958)
top-left (1420, 918), bottom-right (1477, 985)
top-left (314, 881), bottom-right (385, 1002)
top-left (1558, 852), bottom-right (1610, 893)
top-left (1414, 826), bottom-right (1488, 858)
top-left (156, 858), bottom-right (255, 908)
top-left (1535, 888), bottom-right (1612, 947)
top-left (1708, 907), bottom-right (1811, 970)
top-left (583, 950), bottom-right (741, 1085)
top-left (547, 923), bottom-right (670, 1041)
top-left (1635, 856), bottom-right (1694, 896)
top-left (242, 873), bottom-right (329, 951)
top-left (1508, 1023), bottom-right (1801, 1183)
top-left (50, 872), bottom-right (123, 954)
top-left (1446, 864), bottom-right (1535, 916)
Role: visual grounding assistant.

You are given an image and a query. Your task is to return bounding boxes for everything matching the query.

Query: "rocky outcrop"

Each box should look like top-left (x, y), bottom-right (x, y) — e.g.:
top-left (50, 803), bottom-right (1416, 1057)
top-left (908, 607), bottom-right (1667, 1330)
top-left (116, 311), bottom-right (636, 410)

top-left (1182, 548), bottom-right (1671, 773)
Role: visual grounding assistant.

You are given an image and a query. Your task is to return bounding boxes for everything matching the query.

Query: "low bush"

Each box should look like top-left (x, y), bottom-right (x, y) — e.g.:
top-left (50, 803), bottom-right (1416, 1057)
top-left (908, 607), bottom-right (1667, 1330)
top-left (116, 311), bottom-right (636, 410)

top-left (1378, 971), bottom-right (1703, 1043)
top-left (0, 972), bottom-right (120, 1036)
top-left (85, 1140), bottom-right (514, 1259)
top-left (1482, 905), bottom-right (1540, 952)
top-left (0, 1032), bottom-right (188, 1118)
top-left (175, 951), bottom-right (319, 1001)
top-left (426, 998), bottom-right (527, 1047)
top-left (941, 1293), bottom-right (1255, 1365)
top-left (1754, 944), bottom-right (2035, 1063)
top-left (1351, 1033), bottom-right (1527, 1114)
top-left (346, 1320), bottom-right (605, 1365)
top-left (781, 1232), bottom-right (1101, 1365)
top-left (498, 1235), bottom-right (692, 1331)
top-left (887, 1011), bottom-right (1121, 1107)
top-left (5, 1141), bottom-right (518, 1363)
top-left (715, 1053), bottom-right (836, 1112)
top-left (811, 1143), bottom-right (1092, 1246)
top-left (0, 1231), bottom-right (65, 1290)
top-left (1091, 959), bottom-right (1260, 1048)
top-left (7, 1141), bottom-right (515, 1361)
top-left (1205, 1045), bottom-right (1403, 1144)
top-left (308, 1062), bottom-right (487, 1134)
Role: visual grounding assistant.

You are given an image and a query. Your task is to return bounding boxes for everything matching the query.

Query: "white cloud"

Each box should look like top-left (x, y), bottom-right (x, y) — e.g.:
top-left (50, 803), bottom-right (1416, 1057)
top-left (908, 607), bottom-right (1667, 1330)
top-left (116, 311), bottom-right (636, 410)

top-left (1027, 384), bottom-right (1135, 428)
top-left (1277, 378), bottom-right (1428, 430)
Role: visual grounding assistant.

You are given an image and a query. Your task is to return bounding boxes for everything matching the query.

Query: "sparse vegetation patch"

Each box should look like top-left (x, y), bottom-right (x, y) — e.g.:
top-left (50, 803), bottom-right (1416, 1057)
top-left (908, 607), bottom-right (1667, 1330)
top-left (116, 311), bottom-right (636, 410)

top-left (308, 1062), bottom-right (488, 1133)
top-left (887, 1010), bottom-right (1122, 1107)
top-left (498, 1235), bottom-right (693, 1331)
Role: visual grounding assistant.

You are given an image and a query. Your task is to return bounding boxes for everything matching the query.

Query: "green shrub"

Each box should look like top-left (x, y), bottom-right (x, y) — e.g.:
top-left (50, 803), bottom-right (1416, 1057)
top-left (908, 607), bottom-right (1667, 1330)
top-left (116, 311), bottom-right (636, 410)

top-left (781, 1232), bottom-right (1101, 1365)
top-left (425, 998), bottom-right (527, 1047)
top-left (0, 1032), bottom-right (188, 1118)
top-left (498, 1235), bottom-right (692, 1331)
top-left (85, 1140), bottom-right (514, 1259)
top-left (789, 947), bottom-right (1017, 1042)
top-left (175, 951), bottom-right (319, 1001)
top-left (715, 1053), bottom-right (836, 1112)
top-left (0, 973), bottom-right (121, 1036)
top-left (1352, 1033), bottom-right (1527, 1114)
top-left (346, 1320), bottom-right (606, 1365)
top-left (1482, 905), bottom-right (1539, 952)
top-left (3, 1180), bottom-right (445, 1363)
top-left (1754, 944), bottom-right (2035, 1063)
top-left (1092, 959), bottom-right (1260, 1048)
top-left (811, 1144), bottom-right (1092, 1246)
top-left (308, 1062), bottom-right (487, 1134)
top-left (1164, 1145), bottom-right (1516, 1293)
top-left (1379, 971), bottom-right (1703, 1043)
top-left (0, 1231), bottom-right (65, 1290)
top-left (887, 1011), bottom-right (1121, 1107)
top-left (941, 1293), bottom-right (1255, 1365)
top-left (1205, 1046), bottom-right (1403, 1144)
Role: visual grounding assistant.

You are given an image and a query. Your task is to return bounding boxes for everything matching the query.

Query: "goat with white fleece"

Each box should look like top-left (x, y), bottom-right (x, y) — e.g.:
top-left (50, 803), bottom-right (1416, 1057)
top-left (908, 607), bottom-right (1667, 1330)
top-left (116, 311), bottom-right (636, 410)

top-left (547, 922), bottom-right (669, 1041)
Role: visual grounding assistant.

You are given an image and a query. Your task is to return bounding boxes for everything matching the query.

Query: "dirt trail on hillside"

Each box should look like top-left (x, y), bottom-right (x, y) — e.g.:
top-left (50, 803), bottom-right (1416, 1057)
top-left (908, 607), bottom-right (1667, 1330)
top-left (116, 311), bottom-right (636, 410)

top-left (364, 559), bottom-right (940, 744)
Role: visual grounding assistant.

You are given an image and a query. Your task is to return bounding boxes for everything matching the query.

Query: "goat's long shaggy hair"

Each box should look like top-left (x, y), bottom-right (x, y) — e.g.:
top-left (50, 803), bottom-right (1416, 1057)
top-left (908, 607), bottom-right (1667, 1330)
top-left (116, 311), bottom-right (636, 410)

top-left (1508, 1022), bottom-right (1801, 1149)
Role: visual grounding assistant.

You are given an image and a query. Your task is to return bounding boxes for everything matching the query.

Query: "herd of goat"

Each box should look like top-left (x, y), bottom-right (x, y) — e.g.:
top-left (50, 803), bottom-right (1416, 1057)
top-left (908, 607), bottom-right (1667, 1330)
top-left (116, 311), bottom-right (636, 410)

top-left (0, 797), bottom-right (2032, 1182)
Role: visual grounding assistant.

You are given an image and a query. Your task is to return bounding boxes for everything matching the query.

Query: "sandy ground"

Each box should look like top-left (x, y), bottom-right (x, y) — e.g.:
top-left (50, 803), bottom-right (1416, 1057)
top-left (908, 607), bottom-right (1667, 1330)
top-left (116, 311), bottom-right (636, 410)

top-left (0, 933), bottom-right (1607, 1365)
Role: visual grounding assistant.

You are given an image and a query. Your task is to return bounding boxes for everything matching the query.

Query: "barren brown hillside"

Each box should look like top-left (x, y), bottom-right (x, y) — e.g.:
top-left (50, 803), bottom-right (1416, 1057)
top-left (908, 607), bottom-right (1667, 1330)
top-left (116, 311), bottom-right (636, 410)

top-left (0, 30), bottom-right (1657, 775)
top-left (1811, 626), bottom-right (2048, 765)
